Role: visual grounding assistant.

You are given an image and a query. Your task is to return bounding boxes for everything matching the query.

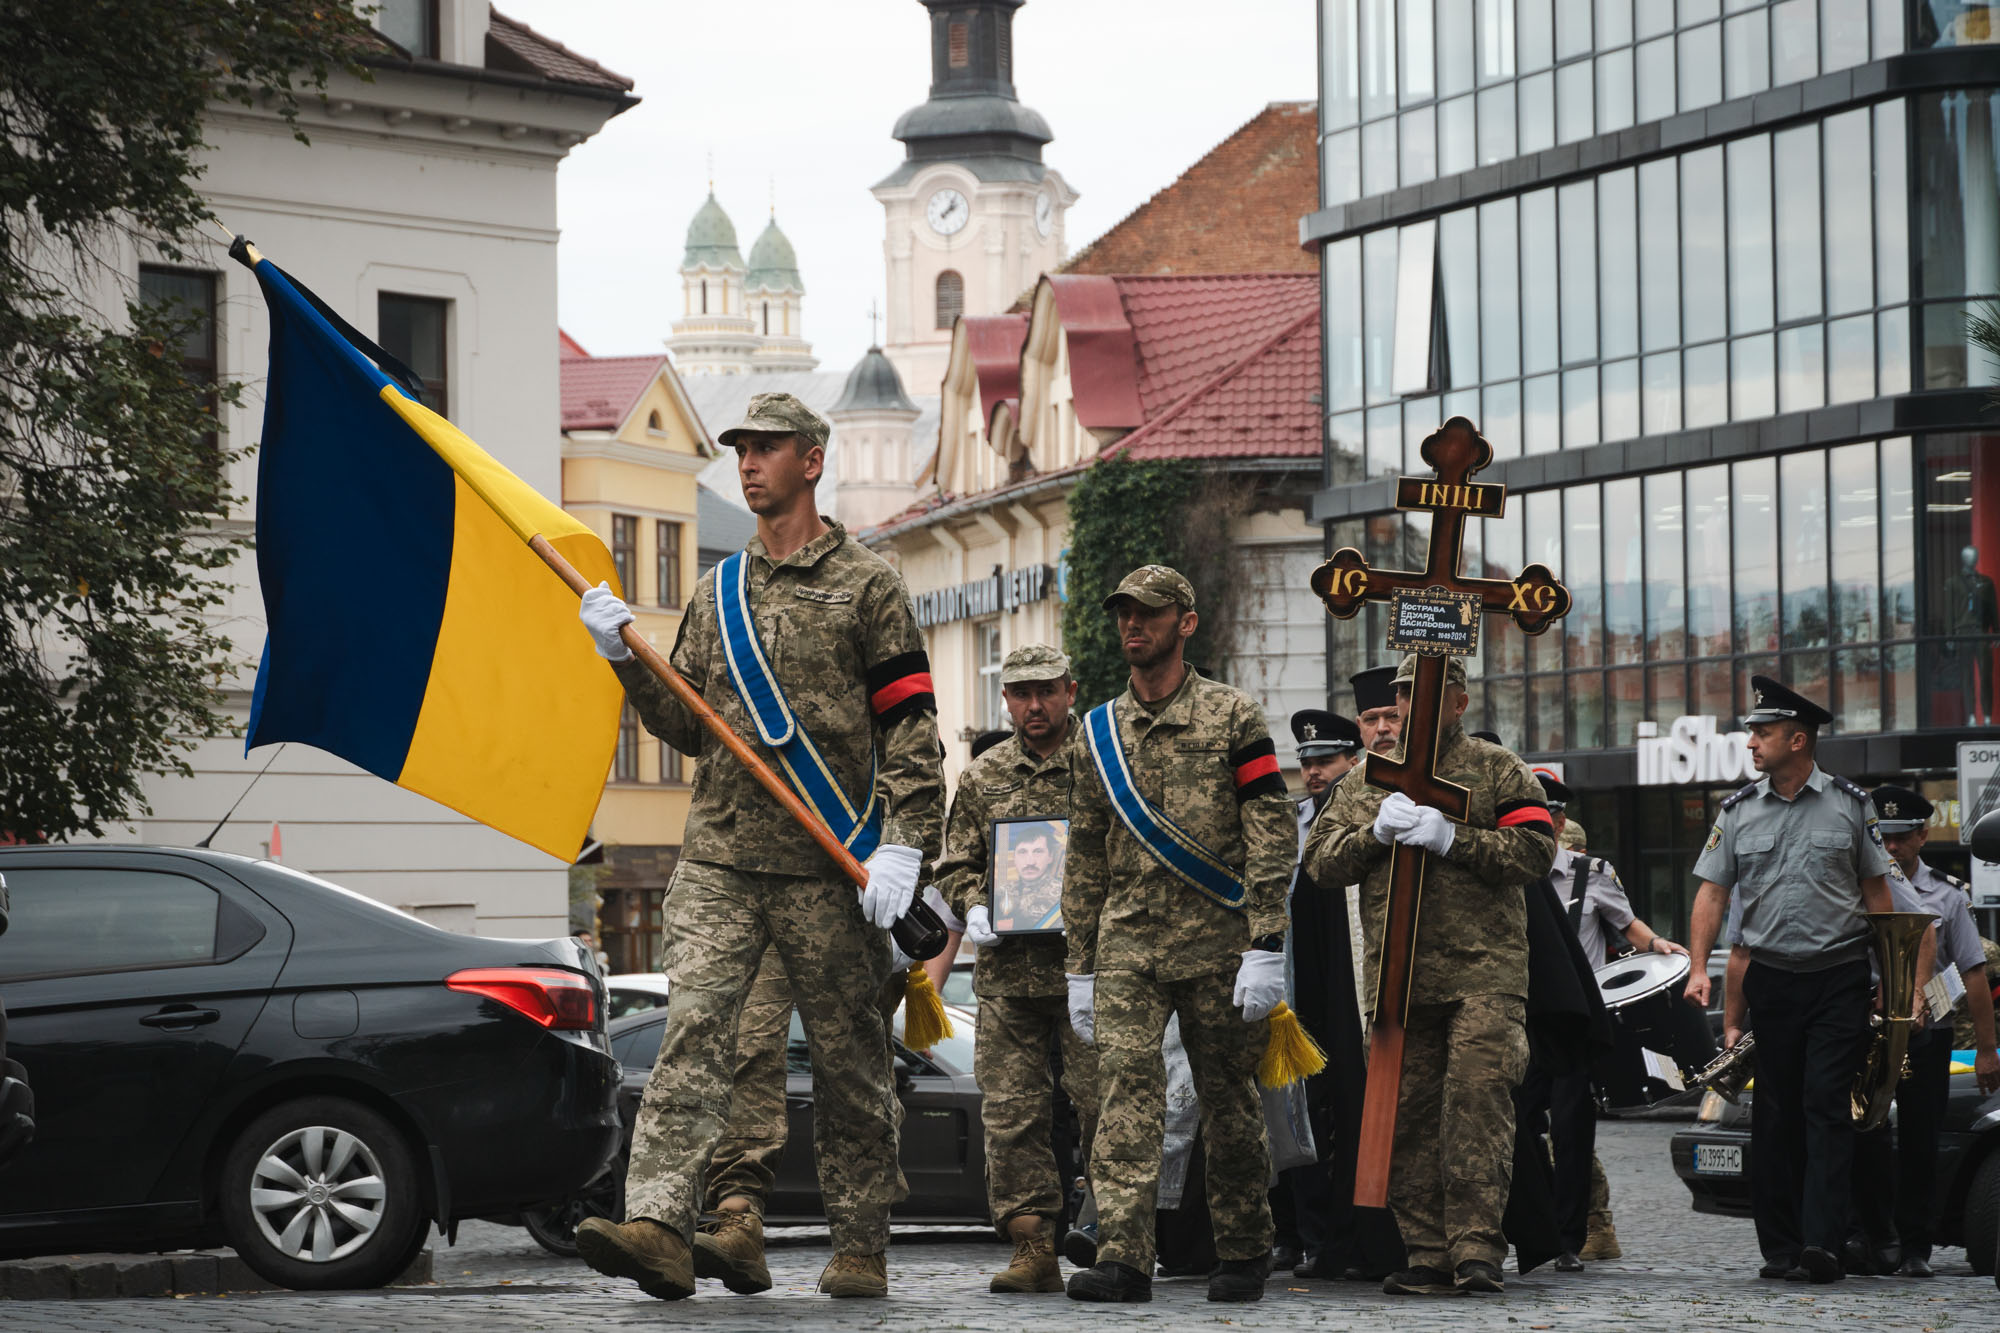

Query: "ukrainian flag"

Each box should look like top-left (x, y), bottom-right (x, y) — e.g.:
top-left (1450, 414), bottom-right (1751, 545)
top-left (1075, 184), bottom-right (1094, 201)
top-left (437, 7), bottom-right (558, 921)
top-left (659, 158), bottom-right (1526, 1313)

top-left (242, 249), bottom-right (621, 860)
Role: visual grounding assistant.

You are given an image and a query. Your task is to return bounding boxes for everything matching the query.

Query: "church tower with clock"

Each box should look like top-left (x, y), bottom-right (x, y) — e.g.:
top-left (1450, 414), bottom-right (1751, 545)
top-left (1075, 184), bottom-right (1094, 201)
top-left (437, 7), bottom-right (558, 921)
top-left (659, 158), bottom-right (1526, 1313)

top-left (873, 0), bottom-right (1076, 394)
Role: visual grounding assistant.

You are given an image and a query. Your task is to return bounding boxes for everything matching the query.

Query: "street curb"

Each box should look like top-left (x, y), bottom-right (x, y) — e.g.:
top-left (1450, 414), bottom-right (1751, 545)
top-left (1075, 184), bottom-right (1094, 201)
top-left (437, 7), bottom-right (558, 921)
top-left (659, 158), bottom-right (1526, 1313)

top-left (0, 1247), bottom-right (432, 1299)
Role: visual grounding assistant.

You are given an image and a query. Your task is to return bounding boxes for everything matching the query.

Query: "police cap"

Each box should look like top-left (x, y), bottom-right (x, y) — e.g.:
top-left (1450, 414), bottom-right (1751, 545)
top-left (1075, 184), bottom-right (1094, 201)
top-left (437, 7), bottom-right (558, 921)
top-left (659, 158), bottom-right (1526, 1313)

top-left (1537, 773), bottom-right (1572, 808)
top-left (1743, 674), bottom-right (1833, 728)
top-left (1869, 784), bottom-right (1932, 835)
top-left (1291, 709), bottom-right (1361, 759)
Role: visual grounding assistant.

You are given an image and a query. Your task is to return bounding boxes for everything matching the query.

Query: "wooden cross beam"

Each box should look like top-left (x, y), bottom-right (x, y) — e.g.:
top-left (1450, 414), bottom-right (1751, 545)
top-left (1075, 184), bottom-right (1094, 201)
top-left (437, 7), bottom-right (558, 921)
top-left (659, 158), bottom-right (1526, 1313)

top-left (1309, 416), bottom-right (1570, 1209)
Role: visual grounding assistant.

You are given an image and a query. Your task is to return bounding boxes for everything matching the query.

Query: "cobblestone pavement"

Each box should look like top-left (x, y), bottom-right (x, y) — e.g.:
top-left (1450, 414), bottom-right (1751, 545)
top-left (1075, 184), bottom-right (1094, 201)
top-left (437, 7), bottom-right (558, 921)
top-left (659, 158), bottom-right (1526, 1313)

top-left (11, 1120), bottom-right (1994, 1329)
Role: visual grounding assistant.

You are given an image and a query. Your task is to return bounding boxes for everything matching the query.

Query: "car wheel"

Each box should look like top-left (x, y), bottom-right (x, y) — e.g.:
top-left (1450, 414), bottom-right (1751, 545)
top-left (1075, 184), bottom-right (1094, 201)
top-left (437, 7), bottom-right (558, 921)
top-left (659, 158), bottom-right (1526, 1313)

top-left (220, 1096), bottom-right (426, 1290)
top-left (521, 1160), bottom-right (625, 1258)
top-left (1965, 1151), bottom-right (2000, 1278)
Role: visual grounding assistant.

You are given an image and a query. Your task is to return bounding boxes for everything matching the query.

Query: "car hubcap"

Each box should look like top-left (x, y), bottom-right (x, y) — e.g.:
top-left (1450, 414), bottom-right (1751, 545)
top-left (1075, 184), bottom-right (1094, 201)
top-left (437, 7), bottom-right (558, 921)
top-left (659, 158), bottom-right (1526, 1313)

top-left (249, 1125), bottom-right (388, 1262)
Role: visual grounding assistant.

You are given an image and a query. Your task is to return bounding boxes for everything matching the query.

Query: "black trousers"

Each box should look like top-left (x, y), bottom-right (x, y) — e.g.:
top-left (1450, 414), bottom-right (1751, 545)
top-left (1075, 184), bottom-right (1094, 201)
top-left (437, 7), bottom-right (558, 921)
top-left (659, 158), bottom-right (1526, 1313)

top-left (1516, 1062), bottom-right (1596, 1253)
top-left (1744, 958), bottom-right (1872, 1262)
top-left (1895, 1032), bottom-right (1955, 1258)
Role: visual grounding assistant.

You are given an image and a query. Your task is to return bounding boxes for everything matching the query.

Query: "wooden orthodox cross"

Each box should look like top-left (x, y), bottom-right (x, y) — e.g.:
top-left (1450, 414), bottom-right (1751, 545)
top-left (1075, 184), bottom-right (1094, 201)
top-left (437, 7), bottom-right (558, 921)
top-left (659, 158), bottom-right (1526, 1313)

top-left (1309, 416), bottom-right (1570, 1208)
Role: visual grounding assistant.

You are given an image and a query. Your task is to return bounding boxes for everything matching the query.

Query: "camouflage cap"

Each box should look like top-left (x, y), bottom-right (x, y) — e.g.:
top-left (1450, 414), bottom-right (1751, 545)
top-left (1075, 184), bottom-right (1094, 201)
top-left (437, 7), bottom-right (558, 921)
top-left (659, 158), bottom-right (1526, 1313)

top-left (1559, 818), bottom-right (1587, 852)
top-left (1391, 651), bottom-right (1469, 688)
top-left (1102, 563), bottom-right (1196, 612)
top-left (1000, 643), bottom-right (1071, 685)
top-left (717, 392), bottom-right (831, 451)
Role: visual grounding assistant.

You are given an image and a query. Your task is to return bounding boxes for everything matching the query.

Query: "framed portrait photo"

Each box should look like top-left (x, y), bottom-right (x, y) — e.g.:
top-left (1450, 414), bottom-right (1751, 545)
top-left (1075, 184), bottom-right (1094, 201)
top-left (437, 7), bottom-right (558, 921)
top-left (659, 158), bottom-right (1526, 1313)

top-left (988, 816), bottom-right (1068, 936)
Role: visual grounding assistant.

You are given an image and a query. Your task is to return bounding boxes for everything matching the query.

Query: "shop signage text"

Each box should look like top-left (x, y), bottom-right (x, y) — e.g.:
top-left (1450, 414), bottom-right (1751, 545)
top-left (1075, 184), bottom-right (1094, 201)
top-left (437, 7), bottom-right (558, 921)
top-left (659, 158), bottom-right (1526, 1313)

top-left (1635, 715), bottom-right (1753, 786)
top-left (913, 563), bottom-right (1054, 629)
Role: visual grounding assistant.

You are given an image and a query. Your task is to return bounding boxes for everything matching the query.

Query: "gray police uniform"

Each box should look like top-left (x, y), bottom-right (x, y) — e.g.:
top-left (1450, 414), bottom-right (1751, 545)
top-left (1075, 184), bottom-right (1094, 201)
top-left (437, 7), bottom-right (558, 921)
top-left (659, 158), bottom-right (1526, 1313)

top-left (1694, 763), bottom-right (1893, 1267)
top-left (1550, 846), bottom-right (1636, 967)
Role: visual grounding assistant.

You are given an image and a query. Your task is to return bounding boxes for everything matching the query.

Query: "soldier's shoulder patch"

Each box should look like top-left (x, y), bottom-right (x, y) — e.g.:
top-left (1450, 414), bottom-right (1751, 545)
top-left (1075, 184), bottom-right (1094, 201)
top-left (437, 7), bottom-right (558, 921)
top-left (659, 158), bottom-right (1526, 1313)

top-left (1703, 823), bottom-right (1723, 853)
top-left (1719, 782), bottom-right (1761, 811)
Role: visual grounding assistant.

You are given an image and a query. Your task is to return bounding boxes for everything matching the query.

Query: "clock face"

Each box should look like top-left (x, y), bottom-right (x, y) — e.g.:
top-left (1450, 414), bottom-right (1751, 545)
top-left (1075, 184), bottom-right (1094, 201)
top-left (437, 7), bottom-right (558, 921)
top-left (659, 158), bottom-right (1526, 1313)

top-left (1034, 192), bottom-right (1054, 238)
top-left (926, 187), bottom-right (969, 236)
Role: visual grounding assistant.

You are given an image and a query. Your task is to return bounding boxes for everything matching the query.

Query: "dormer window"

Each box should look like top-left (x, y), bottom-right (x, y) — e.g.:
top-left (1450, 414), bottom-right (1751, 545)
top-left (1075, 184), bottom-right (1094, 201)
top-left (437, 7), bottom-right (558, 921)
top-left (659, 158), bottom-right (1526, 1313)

top-left (376, 0), bottom-right (438, 60)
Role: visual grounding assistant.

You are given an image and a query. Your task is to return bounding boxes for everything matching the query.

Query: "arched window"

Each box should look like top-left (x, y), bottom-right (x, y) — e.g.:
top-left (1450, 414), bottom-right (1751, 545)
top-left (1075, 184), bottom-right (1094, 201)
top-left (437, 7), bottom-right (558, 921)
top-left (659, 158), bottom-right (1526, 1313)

top-left (700, 280), bottom-right (708, 314)
top-left (935, 270), bottom-right (964, 330)
top-left (762, 302), bottom-right (770, 335)
top-left (647, 410), bottom-right (664, 433)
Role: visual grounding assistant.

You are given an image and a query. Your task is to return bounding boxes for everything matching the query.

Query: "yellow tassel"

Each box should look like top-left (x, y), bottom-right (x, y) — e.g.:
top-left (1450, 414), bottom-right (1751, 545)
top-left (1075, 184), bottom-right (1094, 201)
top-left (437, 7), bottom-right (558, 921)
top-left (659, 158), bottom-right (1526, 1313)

top-left (1258, 1002), bottom-right (1327, 1088)
top-left (901, 961), bottom-right (953, 1052)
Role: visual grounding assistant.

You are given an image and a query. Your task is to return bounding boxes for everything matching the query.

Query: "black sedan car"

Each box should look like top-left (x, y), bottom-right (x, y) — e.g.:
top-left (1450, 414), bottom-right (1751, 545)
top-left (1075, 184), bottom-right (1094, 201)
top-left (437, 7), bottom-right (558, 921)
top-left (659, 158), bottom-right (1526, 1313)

top-left (1670, 1069), bottom-right (2000, 1271)
top-left (0, 845), bottom-right (621, 1289)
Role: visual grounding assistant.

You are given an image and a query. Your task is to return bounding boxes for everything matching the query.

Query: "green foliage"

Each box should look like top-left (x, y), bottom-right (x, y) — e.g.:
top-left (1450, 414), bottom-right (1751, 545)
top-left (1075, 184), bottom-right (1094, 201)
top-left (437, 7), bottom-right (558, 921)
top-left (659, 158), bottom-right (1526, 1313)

top-left (1971, 304), bottom-right (2000, 412)
top-left (0, 2), bottom-right (372, 840)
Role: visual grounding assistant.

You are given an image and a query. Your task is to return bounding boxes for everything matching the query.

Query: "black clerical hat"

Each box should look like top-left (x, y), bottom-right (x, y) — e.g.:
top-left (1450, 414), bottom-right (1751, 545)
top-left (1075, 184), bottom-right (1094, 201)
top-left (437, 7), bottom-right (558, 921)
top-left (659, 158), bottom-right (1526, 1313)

top-left (1351, 665), bottom-right (1399, 714)
top-left (1537, 773), bottom-right (1572, 808)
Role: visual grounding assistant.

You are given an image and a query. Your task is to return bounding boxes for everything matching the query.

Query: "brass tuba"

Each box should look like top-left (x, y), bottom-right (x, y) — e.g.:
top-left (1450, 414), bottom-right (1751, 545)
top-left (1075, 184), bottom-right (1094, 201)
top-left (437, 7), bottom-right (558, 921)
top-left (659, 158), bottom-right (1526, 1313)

top-left (1851, 910), bottom-right (1935, 1132)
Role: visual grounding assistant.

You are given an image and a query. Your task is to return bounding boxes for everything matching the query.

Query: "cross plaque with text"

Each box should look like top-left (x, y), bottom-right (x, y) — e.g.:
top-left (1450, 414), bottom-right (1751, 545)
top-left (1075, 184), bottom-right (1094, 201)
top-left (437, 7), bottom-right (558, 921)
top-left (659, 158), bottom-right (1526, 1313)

top-left (1310, 416), bottom-right (1570, 1209)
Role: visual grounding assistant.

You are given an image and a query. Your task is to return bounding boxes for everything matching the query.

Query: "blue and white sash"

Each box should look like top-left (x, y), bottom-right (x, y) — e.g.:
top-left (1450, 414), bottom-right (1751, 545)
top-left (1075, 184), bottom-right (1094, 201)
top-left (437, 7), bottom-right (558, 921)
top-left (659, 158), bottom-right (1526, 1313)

top-left (715, 552), bottom-right (881, 860)
top-left (1083, 701), bottom-right (1245, 911)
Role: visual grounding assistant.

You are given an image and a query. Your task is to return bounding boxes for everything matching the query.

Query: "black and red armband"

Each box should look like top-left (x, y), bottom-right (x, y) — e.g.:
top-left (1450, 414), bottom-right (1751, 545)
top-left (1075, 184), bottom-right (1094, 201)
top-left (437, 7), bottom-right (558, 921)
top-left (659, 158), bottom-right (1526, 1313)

top-left (1229, 737), bottom-right (1289, 802)
top-left (1495, 798), bottom-right (1555, 832)
top-left (867, 651), bottom-right (937, 728)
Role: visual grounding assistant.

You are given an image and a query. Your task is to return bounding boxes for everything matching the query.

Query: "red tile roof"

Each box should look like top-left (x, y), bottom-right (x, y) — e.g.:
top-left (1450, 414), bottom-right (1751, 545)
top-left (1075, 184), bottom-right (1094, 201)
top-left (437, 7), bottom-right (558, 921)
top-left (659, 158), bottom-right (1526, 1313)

top-left (964, 314), bottom-right (1029, 418)
top-left (561, 354), bottom-right (668, 432)
top-left (558, 329), bottom-right (590, 359)
top-left (487, 9), bottom-right (634, 93)
top-left (1108, 309), bottom-right (1321, 461)
top-left (1061, 103), bottom-right (1318, 278)
top-left (1111, 273), bottom-right (1320, 420)
top-left (1042, 277), bottom-right (1143, 429)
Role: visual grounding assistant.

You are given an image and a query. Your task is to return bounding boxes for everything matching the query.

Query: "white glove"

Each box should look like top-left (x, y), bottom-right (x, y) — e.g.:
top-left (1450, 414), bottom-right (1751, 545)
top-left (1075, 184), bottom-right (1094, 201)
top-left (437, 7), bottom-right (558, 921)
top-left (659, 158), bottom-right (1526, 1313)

top-left (1233, 948), bottom-right (1287, 1022)
top-left (924, 884), bottom-right (964, 934)
top-left (1066, 973), bottom-right (1096, 1044)
top-left (579, 582), bottom-right (634, 661)
top-left (858, 844), bottom-right (921, 928)
top-left (1396, 804), bottom-right (1456, 857)
top-left (1373, 792), bottom-right (1420, 845)
top-left (965, 905), bottom-right (1002, 948)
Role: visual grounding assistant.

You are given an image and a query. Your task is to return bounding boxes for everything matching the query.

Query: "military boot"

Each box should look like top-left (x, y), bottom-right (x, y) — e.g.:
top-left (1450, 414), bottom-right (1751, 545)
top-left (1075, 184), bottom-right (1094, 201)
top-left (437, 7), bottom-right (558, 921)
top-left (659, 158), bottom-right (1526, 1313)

top-left (693, 1207), bottom-right (771, 1294)
top-left (990, 1216), bottom-right (1063, 1293)
top-left (574, 1217), bottom-right (695, 1300)
top-left (1066, 1260), bottom-right (1152, 1302)
top-left (818, 1252), bottom-right (888, 1297)
top-left (1580, 1216), bottom-right (1622, 1260)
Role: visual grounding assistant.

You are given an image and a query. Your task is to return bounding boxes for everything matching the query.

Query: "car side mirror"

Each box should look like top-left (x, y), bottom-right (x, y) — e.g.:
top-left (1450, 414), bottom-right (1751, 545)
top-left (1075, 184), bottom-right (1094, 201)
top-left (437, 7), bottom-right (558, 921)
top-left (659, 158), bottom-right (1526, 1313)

top-left (892, 1052), bottom-right (916, 1088)
top-left (1971, 809), bottom-right (2000, 866)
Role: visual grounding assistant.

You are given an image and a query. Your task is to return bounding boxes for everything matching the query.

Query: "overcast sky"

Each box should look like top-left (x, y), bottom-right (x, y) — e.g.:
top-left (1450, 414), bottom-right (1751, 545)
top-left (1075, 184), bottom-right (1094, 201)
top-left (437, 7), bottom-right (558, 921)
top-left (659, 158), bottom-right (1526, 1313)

top-left (502, 0), bottom-right (1318, 379)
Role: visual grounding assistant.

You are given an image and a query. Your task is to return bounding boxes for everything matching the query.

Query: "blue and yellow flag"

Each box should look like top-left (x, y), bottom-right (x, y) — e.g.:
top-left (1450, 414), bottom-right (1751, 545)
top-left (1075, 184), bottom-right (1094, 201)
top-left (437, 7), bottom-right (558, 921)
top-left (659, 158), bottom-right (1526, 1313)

top-left (243, 251), bottom-right (622, 860)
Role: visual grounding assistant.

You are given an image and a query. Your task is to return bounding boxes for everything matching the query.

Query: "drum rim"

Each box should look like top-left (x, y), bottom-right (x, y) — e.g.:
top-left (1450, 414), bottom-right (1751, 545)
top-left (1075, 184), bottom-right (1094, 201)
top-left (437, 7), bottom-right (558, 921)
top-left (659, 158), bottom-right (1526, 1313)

top-left (1593, 949), bottom-right (1692, 1005)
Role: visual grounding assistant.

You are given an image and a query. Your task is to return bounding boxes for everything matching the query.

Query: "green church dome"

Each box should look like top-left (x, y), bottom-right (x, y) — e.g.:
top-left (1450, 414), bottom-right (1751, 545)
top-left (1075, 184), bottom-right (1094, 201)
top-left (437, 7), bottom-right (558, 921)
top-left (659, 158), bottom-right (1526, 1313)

top-left (683, 192), bottom-right (743, 270)
top-left (745, 217), bottom-right (803, 293)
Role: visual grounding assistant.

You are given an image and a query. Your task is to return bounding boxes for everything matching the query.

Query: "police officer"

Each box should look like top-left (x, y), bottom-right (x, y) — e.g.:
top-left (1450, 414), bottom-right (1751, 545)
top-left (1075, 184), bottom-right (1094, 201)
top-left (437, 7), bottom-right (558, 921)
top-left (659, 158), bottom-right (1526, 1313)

top-left (1061, 565), bottom-right (1297, 1304)
top-left (1684, 677), bottom-right (1895, 1285)
top-left (1350, 665), bottom-right (1402, 757)
top-left (1871, 786), bottom-right (2000, 1277)
top-left (574, 393), bottom-right (945, 1300)
top-left (1305, 653), bottom-right (1559, 1296)
top-left (933, 644), bottom-right (1096, 1294)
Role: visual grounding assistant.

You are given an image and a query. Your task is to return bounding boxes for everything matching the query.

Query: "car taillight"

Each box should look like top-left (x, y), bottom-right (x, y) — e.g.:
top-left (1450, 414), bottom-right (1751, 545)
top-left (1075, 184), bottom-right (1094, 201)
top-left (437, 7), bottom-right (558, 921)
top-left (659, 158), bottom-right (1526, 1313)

top-left (447, 968), bottom-right (596, 1031)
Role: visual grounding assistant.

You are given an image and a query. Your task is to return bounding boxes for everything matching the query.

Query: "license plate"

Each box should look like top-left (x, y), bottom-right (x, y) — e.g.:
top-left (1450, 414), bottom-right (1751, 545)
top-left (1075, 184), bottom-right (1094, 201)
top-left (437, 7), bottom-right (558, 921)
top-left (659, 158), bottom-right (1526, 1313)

top-left (1693, 1143), bottom-right (1743, 1175)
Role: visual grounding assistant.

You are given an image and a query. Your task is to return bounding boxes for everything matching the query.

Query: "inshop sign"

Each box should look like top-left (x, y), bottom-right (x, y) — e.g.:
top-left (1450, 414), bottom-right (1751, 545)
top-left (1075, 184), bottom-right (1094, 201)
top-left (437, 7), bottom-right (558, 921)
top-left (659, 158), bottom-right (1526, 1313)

top-left (1635, 715), bottom-right (1753, 786)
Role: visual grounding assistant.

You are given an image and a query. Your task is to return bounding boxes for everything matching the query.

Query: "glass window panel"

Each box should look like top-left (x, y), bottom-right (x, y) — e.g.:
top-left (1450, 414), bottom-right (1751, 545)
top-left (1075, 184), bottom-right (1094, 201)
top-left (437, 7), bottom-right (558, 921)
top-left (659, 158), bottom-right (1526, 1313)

top-left (1678, 23), bottom-right (1723, 112)
top-left (1923, 300), bottom-right (2000, 389)
top-left (1570, 670), bottom-right (1607, 748)
top-left (1484, 380), bottom-right (1523, 457)
top-left (1878, 307), bottom-right (1910, 395)
top-left (1603, 357), bottom-right (1640, 440)
top-left (1483, 497), bottom-right (1526, 673)
top-left (1820, 0), bottom-right (1870, 72)
top-left (1636, 36), bottom-right (1676, 123)
top-left (1445, 387), bottom-right (1481, 423)
top-left (1363, 0), bottom-right (1399, 118)
top-left (1770, 0), bottom-right (1817, 84)
top-left (1773, 124), bottom-right (1823, 322)
top-left (1781, 651), bottom-right (1832, 718)
top-left (1393, 218), bottom-right (1440, 394)
top-left (1734, 457), bottom-right (1779, 653)
top-left (1682, 147), bottom-right (1727, 344)
top-left (1557, 59), bottom-right (1594, 143)
top-left (1778, 323), bottom-right (1826, 413)
top-left (1329, 411), bottom-right (1367, 481)
top-left (1478, 0), bottom-right (1517, 83)
top-left (1558, 182), bottom-right (1597, 363)
top-left (1524, 372), bottom-right (1562, 453)
top-left (1884, 641), bottom-right (1915, 731)
top-left (1643, 350), bottom-right (1682, 433)
top-left (1368, 402), bottom-right (1404, 475)
top-left (1401, 0), bottom-right (1437, 104)
top-left (1874, 98), bottom-right (1907, 304)
top-left (1520, 0), bottom-right (1554, 70)
top-left (1477, 83), bottom-right (1518, 163)
top-left (1727, 135), bottom-right (1774, 334)
top-left (1686, 463), bottom-right (1733, 657)
top-left (1780, 448), bottom-right (1830, 648)
top-left (1639, 159), bottom-right (1681, 351)
top-left (1567, 483), bottom-right (1604, 668)
top-left (1324, 0), bottom-right (1362, 128)
top-left (1607, 667), bottom-right (1646, 742)
top-left (1597, 49), bottom-right (1635, 132)
top-left (1823, 109), bottom-right (1875, 315)
top-left (1485, 677), bottom-right (1527, 746)
top-left (1829, 441), bottom-right (1879, 644)
top-left (1441, 0), bottom-right (1476, 95)
top-left (1693, 657), bottom-right (1734, 719)
top-left (1556, 0), bottom-right (1592, 58)
top-left (1880, 436), bottom-right (1914, 640)
top-left (1731, 332), bottom-right (1775, 420)
top-left (1596, 0), bottom-right (1632, 48)
top-left (1604, 477), bottom-right (1644, 664)
top-left (1918, 436), bottom-right (2000, 734)
top-left (1723, 10), bottom-right (1770, 99)
top-left (1404, 395), bottom-right (1442, 468)
top-left (1525, 489), bottom-right (1564, 673)
top-left (1326, 238), bottom-right (1364, 411)
top-left (1529, 671), bottom-right (1566, 750)
top-left (1680, 0), bottom-right (1720, 22)
top-left (1917, 91), bottom-right (2000, 301)
top-left (1636, 0), bottom-right (1673, 39)
top-left (1480, 198), bottom-right (1521, 377)
top-left (1599, 169), bottom-right (1639, 360)
top-left (1364, 226), bottom-right (1399, 403)
top-left (1827, 312), bottom-right (1874, 402)
top-left (1522, 189), bottom-right (1559, 372)
top-left (1520, 70), bottom-right (1556, 153)
top-left (1401, 106), bottom-right (1438, 185)
top-left (1833, 646), bottom-right (1882, 734)
top-left (1439, 94), bottom-right (1477, 175)
top-left (1650, 663), bottom-right (1689, 724)
top-left (1685, 340), bottom-right (1729, 426)
top-left (1563, 366), bottom-right (1599, 446)
top-left (1644, 470), bottom-right (1688, 660)
top-left (1362, 116), bottom-right (1399, 197)
top-left (1441, 208), bottom-right (1481, 385)
top-left (1323, 129), bottom-right (1362, 206)
top-left (1872, 0), bottom-right (1902, 58)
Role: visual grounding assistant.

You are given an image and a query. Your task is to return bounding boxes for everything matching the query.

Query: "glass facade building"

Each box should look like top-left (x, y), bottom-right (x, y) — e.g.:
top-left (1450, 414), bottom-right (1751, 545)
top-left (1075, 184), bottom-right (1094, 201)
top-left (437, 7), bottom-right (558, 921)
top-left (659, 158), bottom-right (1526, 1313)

top-left (1310, 1), bottom-right (2000, 936)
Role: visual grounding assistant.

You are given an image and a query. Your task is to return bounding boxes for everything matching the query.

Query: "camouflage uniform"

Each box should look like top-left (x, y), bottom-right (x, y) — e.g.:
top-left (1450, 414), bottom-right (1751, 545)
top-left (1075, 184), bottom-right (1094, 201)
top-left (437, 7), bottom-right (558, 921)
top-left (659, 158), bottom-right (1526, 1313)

top-left (1304, 655), bottom-right (1557, 1273)
top-left (934, 652), bottom-right (1096, 1238)
top-left (612, 395), bottom-right (945, 1258)
top-left (701, 945), bottom-right (792, 1213)
top-left (1064, 569), bottom-right (1297, 1275)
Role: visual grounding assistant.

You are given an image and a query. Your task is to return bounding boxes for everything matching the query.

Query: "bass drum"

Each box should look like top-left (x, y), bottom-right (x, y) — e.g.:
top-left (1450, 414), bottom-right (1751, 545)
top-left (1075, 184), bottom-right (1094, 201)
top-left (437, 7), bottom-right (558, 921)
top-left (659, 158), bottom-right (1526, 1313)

top-left (1590, 951), bottom-right (1716, 1109)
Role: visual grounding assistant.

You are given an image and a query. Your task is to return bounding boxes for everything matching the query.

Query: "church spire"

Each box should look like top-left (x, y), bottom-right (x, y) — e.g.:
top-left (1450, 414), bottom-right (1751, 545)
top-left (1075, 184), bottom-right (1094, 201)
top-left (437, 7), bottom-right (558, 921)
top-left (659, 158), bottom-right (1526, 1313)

top-left (887, 0), bottom-right (1052, 179)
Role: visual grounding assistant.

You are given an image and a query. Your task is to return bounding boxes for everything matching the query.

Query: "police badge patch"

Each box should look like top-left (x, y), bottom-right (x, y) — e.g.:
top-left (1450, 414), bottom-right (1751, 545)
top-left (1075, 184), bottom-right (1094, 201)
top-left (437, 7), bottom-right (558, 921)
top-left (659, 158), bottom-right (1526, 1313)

top-left (1704, 824), bottom-right (1722, 853)
top-left (1865, 817), bottom-right (1885, 847)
